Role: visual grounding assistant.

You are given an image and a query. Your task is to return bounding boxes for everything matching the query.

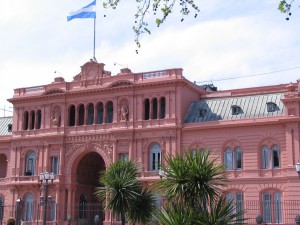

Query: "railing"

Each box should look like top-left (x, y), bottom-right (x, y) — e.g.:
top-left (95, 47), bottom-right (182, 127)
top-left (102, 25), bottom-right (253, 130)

top-left (2, 201), bottom-right (300, 225)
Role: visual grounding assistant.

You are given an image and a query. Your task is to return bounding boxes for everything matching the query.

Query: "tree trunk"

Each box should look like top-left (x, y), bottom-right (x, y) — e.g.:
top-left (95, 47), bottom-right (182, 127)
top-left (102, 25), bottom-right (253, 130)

top-left (121, 212), bottom-right (126, 225)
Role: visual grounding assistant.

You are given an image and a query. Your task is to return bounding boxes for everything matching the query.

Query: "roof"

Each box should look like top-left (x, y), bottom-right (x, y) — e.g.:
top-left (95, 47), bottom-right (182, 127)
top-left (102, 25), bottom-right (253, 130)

top-left (0, 117), bottom-right (13, 136)
top-left (184, 93), bottom-right (285, 123)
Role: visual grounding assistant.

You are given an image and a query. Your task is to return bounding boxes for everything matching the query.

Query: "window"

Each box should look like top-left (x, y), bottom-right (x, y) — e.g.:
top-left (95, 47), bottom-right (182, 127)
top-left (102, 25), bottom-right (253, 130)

top-left (24, 111), bottom-right (29, 130)
top-left (30, 110), bottom-right (35, 130)
top-left (261, 145), bottom-right (280, 169)
top-left (49, 199), bottom-right (56, 221)
top-left (0, 196), bottom-right (3, 221)
top-left (149, 143), bottom-right (161, 171)
top-left (191, 148), bottom-right (205, 157)
top-left (51, 156), bottom-right (59, 174)
top-left (159, 97), bottom-right (166, 119)
top-left (87, 103), bottom-right (94, 125)
top-left (97, 102), bottom-right (104, 124)
top-left (106, 101), bottom-right (113, 123)
top-left (152, 98), bottom-right (158, 119)
top-left (78, 104), bottom-right (85, 126)
top-left (24, 194), bottom-right (34, 221)
top-left (266, 102), bottom-right (278, 112)
top-left (231, 105), bottom-right (241, 115)
top-left (25, 151), bottom-right (36, 176)
top-left (224, 147), bottom-right (242, 170)
top-left (226, 192), bottom-right (243, 219)
top-left (36, 110), bottom-right (42, 129)
top-left (69, 105), bottom-right (76, 126)
top-left (262, 192), bottom-right (282, 223)
top-left (119, 153), bottom-right (129, 162)
top-left (144, 99), bottom-right (150, 120)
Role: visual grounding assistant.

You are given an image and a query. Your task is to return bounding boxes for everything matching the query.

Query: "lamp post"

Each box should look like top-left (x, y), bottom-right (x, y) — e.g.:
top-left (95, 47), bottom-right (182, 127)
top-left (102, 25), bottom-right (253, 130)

top-left (94, 215), bottom-right (100, 225)
top-left (39, 172), bottom-right (55, 225)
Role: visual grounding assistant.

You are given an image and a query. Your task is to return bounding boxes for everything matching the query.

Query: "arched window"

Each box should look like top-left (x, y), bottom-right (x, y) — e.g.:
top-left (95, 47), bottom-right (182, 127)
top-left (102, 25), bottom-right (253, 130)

top-left (79, 194), bottom-right (87, 219)
top-left (78, 104), bottom-right (85, 126)
top-left (159, 97), bottom-right (166, 119)
top-left (24, 111), bottom-right (29, 130)
top-left (226, 192), bottom-right (243, 219)
top-left (49, 199), bottom-right (56, 221)
top-left (96, 102), bottom-right (104, 124)
top-left (24, 193), bottom-right (34, 221)
top-left (144, 99), bottom-right (150, 120)
top-left (87, 103), bottom-right (94, 125)
top-left (262, 145), bottom-right (280, 169)
top-left (0, 154), bottom-right (7, 178)
top-left (152, 98), bottom-right (158, 119)
top-left (25, 151), bottom-right (36, 176)
top-left (36, 110), bottom-right (42, 129)
top-left (149, 143), bottom-right (161, 171)
top-left (30, 110), bottom-right (35, 130)
top-left (69, 105), bottom-right (76, 126)
top-left (262, 191), bottom-right (282, 223)
top-left (224, 147), bottom-right (242, 170)
top-left (106, 101), bottom-right (113, 123)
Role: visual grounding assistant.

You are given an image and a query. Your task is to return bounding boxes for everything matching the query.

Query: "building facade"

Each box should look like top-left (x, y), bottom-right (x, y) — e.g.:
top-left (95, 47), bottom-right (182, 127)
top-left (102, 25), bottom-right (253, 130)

top-left (0, 60), bottom-right (300, 224)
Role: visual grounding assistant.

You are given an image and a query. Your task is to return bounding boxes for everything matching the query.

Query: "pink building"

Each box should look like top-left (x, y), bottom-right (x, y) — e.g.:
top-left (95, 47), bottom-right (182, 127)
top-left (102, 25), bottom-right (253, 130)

top-left (0, 60), bottom-right (300, 224)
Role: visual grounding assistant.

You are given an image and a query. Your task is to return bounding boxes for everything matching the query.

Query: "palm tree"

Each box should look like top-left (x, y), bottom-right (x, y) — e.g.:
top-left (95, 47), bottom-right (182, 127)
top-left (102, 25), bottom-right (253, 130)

top-left (95, 160), bottom-right (141, 225)
top-left (95, 160), bottom-right (157, 225)
top-left (126, 187), bottom-right (158, 225)
top-left (153, 149), bottom-right (245, 225)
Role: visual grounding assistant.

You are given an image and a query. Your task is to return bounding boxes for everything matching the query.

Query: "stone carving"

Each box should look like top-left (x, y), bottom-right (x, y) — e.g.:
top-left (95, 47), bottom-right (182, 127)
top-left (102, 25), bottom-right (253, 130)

top-left (51, 107), bottom-right (61, 127)
top-left (120, 105), bottom-right (129, 121)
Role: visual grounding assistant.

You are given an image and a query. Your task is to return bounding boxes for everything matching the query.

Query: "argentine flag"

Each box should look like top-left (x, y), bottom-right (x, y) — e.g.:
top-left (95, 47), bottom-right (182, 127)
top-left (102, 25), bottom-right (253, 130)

top-left (67, 0), bottom-right (96, 22)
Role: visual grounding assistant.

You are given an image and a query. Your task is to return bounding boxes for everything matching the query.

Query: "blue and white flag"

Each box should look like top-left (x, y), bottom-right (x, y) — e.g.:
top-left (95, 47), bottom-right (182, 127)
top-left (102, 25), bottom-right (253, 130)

top-left (67, 0), bottom-right (96, 22)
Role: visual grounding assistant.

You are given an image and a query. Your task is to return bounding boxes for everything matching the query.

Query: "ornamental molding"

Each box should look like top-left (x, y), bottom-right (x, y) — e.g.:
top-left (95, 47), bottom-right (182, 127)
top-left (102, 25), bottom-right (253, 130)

top-left (64, 141), bottom-right (113, 183)
top-left (65, 133), bottom-right (114, 143)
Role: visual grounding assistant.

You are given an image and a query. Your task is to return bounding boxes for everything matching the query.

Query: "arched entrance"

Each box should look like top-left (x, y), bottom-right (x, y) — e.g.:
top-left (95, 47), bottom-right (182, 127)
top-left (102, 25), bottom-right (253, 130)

top-left (75, 152), bottom-right (106, 225)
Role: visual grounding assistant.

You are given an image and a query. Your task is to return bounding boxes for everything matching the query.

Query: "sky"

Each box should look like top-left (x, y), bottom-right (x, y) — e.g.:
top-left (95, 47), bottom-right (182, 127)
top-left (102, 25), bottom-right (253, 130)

top-left (0, 0), bottom-right (299, 117)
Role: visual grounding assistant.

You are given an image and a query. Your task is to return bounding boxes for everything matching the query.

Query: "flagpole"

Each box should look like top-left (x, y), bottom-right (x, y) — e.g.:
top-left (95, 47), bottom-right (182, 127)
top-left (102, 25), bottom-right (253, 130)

top-left (93, 17), bottom-right (96, 60)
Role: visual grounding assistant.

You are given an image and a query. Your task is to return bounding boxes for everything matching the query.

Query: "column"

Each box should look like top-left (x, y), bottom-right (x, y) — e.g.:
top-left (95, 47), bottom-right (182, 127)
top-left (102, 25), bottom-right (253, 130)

top-left (112, 141), bottom-right (117, 163)
top-left (59, 146), bottom-right (64, 175)
top-left (44, 145), bottom-right (49, 171)
top-left (84, 104), bottom-right (88, 125)
top-left (149, 99), bottom-right (153, 120)
top-left (93, 104), bottom-right (97, 124)
top-left (129, 140), bottom-right (134, 161)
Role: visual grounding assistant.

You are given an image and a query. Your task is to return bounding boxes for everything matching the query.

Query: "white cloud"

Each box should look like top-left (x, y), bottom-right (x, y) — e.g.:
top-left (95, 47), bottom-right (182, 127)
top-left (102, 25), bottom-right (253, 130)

top-left (0, 0), bottom-right (300, 116)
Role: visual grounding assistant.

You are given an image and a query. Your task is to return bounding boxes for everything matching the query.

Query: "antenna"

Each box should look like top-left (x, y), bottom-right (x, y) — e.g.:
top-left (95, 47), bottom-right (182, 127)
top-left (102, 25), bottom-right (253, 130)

top-left (0, 105), bottom-right (13, 117)
top-left (114, 62), bottom-right (128, 68)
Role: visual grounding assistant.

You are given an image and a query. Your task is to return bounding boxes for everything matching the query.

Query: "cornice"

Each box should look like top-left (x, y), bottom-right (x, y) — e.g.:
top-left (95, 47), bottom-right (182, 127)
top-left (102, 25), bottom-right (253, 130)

top-left (183, 116), bottom-right (293, 131)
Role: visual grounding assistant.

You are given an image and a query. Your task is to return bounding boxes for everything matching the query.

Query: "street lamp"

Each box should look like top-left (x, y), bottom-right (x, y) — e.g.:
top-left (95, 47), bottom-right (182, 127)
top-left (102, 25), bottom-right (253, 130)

top-left (94, 215), bottom-right (100, 224)
top-left (296, 162), bottom-right (300, 173)
top-left (39, 172), bottom-right (55, 225)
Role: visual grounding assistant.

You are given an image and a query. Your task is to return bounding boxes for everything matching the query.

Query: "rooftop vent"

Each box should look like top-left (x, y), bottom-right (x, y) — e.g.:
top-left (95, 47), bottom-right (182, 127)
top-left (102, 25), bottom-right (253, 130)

top-left (7, 124), bottom-right (12, 132)
top-left (231, 105), bottom-right (241, 115)
top-left (266, 102), bottom-right (278, 112)
top-left (198, 108), bottom-right (207, 117)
